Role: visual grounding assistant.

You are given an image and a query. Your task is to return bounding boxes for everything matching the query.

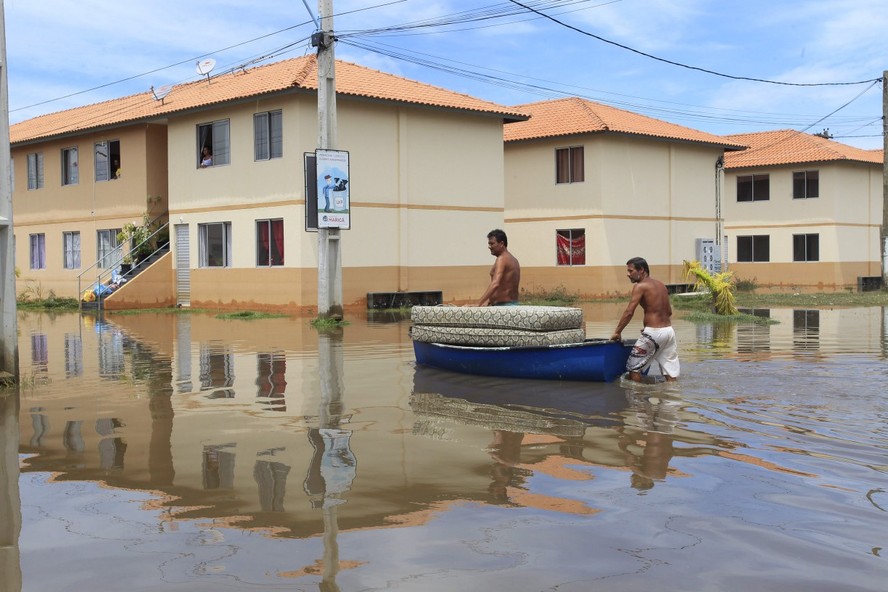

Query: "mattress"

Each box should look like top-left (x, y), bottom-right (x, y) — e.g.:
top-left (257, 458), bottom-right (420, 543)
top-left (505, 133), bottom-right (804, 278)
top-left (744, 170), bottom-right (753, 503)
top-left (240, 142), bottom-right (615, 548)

top-left (409, 325), bottom-right (586, 347)
top-left (410, 305), bottom-right (583, 332)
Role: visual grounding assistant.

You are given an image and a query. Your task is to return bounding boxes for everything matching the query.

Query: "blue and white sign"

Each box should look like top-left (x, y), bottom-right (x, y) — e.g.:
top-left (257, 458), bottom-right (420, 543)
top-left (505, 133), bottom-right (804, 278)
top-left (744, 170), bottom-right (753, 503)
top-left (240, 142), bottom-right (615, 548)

top-left (316, 149), bottom-right (350, 229)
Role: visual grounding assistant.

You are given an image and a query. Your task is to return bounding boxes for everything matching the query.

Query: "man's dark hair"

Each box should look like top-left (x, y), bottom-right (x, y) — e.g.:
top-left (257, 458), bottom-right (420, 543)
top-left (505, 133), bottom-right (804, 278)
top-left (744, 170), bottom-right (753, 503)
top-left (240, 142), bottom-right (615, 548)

top-left (488, 228), bottom-right (508, 247)
top-left (627, 257), bottom-right (649, 275)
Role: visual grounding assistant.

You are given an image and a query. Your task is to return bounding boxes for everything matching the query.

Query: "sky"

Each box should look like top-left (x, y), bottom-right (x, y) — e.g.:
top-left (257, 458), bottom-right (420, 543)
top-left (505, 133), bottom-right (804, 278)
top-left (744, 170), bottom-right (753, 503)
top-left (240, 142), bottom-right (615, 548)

top-left (4, 0), bottom-right (887, 149)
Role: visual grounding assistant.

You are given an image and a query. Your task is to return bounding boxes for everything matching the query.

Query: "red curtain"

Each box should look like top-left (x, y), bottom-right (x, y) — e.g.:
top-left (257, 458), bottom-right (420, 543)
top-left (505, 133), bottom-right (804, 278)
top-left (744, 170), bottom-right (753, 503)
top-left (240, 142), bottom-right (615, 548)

top-left (272, 220), bottom-right (284, 265)
top-left (556, 232), bottom-right (585, 265)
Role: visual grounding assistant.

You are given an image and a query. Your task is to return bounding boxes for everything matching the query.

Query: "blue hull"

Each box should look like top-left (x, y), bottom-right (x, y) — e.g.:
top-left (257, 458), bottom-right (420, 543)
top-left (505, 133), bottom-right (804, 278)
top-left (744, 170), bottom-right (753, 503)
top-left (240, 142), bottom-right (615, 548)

top-left (412, 338), bottom-right (633, 383)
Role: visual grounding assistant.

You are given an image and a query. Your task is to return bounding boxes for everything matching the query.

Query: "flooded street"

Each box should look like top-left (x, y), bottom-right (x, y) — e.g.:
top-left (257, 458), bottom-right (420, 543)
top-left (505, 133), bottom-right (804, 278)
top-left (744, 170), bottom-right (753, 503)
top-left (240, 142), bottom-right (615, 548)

top-left (2, 304), bottom-right (888, 591)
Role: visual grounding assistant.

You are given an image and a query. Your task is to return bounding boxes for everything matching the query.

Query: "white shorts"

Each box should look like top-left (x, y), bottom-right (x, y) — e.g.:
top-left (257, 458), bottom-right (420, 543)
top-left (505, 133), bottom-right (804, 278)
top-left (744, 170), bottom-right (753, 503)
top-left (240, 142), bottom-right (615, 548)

top-left (626, 326), bottom-right (680, 378)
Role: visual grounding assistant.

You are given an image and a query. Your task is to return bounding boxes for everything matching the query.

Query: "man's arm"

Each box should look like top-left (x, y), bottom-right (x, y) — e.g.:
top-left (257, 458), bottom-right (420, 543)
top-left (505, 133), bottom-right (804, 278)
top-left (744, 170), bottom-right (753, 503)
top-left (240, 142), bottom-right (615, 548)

top-left (611, 283), bottom-right (644, 341)
top-left (477, 257), bottom-right (506, 306)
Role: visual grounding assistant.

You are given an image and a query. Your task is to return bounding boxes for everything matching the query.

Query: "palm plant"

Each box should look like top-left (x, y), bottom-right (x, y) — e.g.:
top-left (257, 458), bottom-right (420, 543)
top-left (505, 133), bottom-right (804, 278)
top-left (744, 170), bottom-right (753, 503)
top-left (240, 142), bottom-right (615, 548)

top-left (683, 259), bottom-right (739, 316)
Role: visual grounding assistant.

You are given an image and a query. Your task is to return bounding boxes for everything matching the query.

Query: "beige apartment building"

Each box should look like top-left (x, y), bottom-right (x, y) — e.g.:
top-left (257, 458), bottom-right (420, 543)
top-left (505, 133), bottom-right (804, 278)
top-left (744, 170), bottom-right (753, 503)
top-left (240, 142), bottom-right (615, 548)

top-left (722, 130), bottom-right (883, 291)
top-left (11, 55), bottom-right (526, 310)
top-left (503, 97), bottom-right (745, 297)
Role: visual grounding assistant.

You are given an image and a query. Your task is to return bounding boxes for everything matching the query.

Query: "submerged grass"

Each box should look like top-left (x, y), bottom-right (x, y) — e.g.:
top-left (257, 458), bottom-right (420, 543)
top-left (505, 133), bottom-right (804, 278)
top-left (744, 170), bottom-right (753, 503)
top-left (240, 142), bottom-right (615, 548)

top-left (521, 285), bottom-right (580, 306)
top-left (216, 310), bottom-right (288, 320)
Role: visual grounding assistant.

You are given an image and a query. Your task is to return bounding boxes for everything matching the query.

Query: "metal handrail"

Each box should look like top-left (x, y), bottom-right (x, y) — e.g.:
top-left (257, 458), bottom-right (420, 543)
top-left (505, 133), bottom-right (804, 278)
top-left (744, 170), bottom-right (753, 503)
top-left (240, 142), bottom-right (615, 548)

top-left (77, 221), bottom-right (170, 309)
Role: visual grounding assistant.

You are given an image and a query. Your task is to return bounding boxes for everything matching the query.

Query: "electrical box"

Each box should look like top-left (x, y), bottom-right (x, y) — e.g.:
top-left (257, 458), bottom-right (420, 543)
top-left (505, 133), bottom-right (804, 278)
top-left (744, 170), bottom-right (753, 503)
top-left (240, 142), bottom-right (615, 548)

top-left (695, 238), bottom-right (721, 274)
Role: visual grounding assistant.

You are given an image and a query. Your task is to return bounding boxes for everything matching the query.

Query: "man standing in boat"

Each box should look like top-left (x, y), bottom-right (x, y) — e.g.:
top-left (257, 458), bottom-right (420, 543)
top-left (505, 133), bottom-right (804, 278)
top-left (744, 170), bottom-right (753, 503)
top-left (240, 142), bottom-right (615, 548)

top-left (611, 257), bottom-right (680, 382)
top-left (477, 229), bottom-right (521, 306)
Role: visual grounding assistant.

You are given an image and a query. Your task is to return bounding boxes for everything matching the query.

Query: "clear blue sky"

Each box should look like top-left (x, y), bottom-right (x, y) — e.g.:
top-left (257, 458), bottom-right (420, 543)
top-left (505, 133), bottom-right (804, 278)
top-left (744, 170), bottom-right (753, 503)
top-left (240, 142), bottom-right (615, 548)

top-left (6, 0), bottom-right (887, 149)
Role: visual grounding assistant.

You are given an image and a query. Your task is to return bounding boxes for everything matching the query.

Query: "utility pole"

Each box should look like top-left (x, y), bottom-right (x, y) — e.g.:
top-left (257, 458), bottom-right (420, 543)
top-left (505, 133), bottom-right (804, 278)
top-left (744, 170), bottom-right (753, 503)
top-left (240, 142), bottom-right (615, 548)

top-left (0, 0), bottom-right (18, 379)
top-left (882, 71), bottom-right (888, 288)
top-left (316, 0), bottom-right (343, 319)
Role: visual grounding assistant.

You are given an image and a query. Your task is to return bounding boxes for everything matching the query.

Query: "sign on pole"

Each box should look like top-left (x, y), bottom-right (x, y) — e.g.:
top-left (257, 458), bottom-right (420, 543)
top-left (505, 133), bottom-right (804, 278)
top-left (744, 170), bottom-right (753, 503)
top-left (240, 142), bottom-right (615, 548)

top-left (315, 149), bottom-right (350, 229)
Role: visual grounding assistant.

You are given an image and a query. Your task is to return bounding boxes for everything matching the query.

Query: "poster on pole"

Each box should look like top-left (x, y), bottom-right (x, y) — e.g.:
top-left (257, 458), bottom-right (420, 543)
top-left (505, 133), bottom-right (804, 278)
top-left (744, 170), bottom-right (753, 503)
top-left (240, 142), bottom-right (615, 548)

top-left (315, 149), bottom-right (350, 229)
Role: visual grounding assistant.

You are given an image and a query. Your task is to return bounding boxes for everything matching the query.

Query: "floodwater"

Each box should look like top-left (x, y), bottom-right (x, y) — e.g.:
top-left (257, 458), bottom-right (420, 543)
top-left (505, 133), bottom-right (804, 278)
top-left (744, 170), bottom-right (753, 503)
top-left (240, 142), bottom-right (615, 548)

top-left (1, 303), bottom-right (887, 592)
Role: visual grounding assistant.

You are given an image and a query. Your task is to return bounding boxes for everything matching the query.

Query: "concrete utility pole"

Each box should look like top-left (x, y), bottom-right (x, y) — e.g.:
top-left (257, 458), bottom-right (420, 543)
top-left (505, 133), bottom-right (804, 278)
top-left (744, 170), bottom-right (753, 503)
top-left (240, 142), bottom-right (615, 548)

top-left (316, 0), bottom-right (343, 319)
top-left (0, 0), bottom-right (18, 379)
top-left (882, 71), bottom-right (888, 288)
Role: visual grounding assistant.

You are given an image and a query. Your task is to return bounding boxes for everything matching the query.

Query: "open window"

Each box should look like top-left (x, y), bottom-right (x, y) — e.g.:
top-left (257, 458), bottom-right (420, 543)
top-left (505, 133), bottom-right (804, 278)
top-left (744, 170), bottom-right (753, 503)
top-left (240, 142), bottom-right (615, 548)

top-left (95, 140), bottom-right (121, 181)
top-left (197, 120), bottom-right (230, 168)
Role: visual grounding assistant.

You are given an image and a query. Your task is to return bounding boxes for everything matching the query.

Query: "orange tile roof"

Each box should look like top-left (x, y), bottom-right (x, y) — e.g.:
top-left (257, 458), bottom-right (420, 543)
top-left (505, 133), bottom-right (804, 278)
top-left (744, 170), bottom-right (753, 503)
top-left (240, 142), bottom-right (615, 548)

top-left (723, 129), bottom-right (883, 169)
top-left (503, 96), bottom-right (745, 149)
top-left (11, 55), bottom-right (528, 145)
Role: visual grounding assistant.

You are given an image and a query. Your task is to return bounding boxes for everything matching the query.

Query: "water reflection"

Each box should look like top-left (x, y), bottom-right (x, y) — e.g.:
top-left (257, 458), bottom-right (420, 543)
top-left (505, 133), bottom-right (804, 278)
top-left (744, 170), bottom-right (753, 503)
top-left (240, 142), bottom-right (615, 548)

top-left (7, 306), bottom-right (888, 590)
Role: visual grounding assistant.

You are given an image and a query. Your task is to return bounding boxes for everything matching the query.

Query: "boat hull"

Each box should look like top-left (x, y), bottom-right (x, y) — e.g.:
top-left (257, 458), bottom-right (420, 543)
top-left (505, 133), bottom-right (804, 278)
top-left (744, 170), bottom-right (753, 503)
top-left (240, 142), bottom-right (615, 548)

top-left (412, 338), bottom-right (633, 383)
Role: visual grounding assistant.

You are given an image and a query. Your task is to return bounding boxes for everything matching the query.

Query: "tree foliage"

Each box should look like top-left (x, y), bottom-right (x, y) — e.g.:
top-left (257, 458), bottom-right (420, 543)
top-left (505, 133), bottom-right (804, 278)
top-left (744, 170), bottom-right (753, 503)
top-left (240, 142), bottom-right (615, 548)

top-left (683, 260), bottom-right (739, 316)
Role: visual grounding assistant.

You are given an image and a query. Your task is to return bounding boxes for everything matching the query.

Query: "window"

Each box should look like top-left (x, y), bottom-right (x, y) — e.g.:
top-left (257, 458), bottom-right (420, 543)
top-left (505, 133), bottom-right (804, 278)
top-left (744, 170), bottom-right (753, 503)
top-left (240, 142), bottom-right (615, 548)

top-left (737, 174), bottom-right (769, 202)
top-left (555, 146), bottom-right (584, 184)
top-left (29, 234), bottom-right (46, 270)
top-left (63, 231), bottom-right (81, 269)
top-left (793, 234), bottom-right (819, 262)
top-left (256, 219), bottom-right (284, 266)
top-left (199, 222), bottom-right (232, 267)
top-left (736, 235), bottom-right (770, 262)
top-left (97, 228), bottom-right (122, 269)
top-left (793, 170), bottom-right (819, 199)
top-left (61, 147), bottom-right (79, 185)
top-left (27, 152), bottom-right (44, 190)
top-left (95, 140), bottom-right (121, 181)
top-left (197, 119), bottom-right (230, 167)
top-left (254, 110), bottom-right (283, 161)
top-left (556, 229), bottom-right (585, 265)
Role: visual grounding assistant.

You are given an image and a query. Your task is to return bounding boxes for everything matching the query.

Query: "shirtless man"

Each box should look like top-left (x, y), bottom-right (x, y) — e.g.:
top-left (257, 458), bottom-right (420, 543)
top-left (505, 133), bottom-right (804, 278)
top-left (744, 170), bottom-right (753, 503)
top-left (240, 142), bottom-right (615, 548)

top-left (611, 257), bottom-right (680, 381)
top-left (476, 229), bottom-right (521, 306)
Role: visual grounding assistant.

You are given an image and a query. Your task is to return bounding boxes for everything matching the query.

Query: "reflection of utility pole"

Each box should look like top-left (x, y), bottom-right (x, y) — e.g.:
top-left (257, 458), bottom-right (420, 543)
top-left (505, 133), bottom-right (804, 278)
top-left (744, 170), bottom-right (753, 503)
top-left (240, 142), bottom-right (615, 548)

top-left (304, 330), bottom-right (355, 592)
top-left (316, 0), bottom-right (343, 319)
top-left (0, 1), bottom-right (19, 379)
top-left (882, 71), bottom-right (888, 288)
top-left (1, 392), bottom-right (23, 592)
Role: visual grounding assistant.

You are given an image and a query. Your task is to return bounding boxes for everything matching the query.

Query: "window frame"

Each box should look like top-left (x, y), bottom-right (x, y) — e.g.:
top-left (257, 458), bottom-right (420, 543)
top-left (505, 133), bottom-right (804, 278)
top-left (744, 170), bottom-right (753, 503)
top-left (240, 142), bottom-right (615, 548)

top-left (197, 119), bottom-right (231, 168)
top-left (61, 147), bottom-right (79, 186)
top-left (27, 152), bottom-right (44, 190)
top-left (95, 139), bottom-right (121, 182)
top-left (792, 170), bottom-right (819, 199)
top-left (793, 233), bottom-right (820, 262)
top-left (736, 174), bottom-right (770, 202)
top-left (736, 235), bottom-right (770, 262)
top-left (256, 219), bottom-right (285, 267)
top-left (29, 233), bottom-right (46, 270)
top-left (199, 222), bottom-right (232, 268)
top-left (555, 146), bottom-right (584, 184)
top-left (96, 228), bottom-right (122, 269)
top-left (63, 231), bottom-right (81, 270)
top-left (556, 228), bottom-right (585, 266)
top-left (254, 110), bottom-right (283, 161)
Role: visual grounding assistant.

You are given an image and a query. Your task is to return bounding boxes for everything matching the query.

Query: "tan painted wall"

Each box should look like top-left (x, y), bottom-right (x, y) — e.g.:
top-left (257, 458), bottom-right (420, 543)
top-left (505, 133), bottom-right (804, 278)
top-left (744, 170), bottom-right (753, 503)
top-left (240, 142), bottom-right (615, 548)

top-left (505, 134), bottom-right (723, 295)
top-left (104, 252), bottom-right (175, 310)
top-left (167, 95), bottom-right (507, 309)
top-left (12, 125), bottom-right (168, 298)
top-left (723, 162), bottom-right (882, 289)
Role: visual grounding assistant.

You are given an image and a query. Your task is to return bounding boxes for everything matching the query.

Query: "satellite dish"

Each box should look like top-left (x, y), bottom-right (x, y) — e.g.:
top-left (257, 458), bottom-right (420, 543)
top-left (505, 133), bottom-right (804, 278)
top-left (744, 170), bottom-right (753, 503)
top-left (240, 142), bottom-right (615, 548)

top-left (196, 58), bottom-right (216, 76)
top-left (152, 84), bottom-right (173, 101)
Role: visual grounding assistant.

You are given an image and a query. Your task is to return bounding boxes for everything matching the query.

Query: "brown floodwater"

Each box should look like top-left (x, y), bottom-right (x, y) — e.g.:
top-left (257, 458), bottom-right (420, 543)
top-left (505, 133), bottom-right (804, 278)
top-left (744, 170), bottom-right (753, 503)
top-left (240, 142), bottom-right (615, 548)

top-left (2, 304), bottom-right (887, 591)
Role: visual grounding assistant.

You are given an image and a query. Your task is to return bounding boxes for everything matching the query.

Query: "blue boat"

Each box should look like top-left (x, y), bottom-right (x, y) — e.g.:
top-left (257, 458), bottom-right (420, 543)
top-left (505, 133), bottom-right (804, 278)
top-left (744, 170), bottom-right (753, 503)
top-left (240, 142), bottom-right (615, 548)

top-left (412, 338), bottom-right (634, 383)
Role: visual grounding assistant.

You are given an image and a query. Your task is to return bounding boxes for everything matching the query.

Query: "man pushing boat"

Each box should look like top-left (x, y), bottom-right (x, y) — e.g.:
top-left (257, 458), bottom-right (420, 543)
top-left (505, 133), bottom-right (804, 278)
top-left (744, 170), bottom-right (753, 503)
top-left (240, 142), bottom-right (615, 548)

top-left (611, 257), bottom-right (680, 382)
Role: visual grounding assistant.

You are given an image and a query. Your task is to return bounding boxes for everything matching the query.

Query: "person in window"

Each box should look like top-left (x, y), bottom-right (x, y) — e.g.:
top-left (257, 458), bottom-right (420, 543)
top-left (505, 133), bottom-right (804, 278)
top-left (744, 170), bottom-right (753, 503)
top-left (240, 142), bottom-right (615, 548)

top-left (200, 147), bottom-right (213, 168)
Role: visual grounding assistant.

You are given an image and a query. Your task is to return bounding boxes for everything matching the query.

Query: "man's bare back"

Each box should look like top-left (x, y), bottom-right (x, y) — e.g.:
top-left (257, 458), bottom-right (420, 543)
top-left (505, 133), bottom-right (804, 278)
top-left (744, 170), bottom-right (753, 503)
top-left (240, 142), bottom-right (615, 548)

top-left (477, 230), bottom-right (521, 306)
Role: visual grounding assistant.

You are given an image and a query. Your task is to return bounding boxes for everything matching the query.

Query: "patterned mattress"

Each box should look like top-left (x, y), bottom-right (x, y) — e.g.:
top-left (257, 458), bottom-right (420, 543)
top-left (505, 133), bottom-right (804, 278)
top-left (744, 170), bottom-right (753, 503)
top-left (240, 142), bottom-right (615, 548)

top-left (410, 305), bottom-right (583, 332)
top-left (409, 325), bottom-right (586, 347)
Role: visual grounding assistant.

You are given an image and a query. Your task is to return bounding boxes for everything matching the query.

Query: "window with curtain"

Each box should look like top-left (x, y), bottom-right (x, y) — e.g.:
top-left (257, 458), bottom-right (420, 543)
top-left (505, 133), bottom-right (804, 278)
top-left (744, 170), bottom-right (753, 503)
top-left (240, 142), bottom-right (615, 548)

top-left (555, 146), bottom-right (584, 184)
top-left (793, 233), bottom-right (819, 262)
top-left (96, 228), bottom-right (122, 269)
top-left (254, 110), bottom-right (283, 161)
top-left (63, 231), bottom-right (81, 269)
top-left (29, 233), bottom-right (46, 270)
top-left (199, 222), bottom-right (232, 267)
top-left (197, 119), bottom-right (230, 167)
top-left (256, 219), bottom-right (284, 266)
top-left (61, 147), bottom-right (79, 185)
top-left (792, 170), bottom-right (819, 199)
top-left (556, 229), bottom-right (585, 265)
top-left (27, 152), bottom-right (44, 190)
